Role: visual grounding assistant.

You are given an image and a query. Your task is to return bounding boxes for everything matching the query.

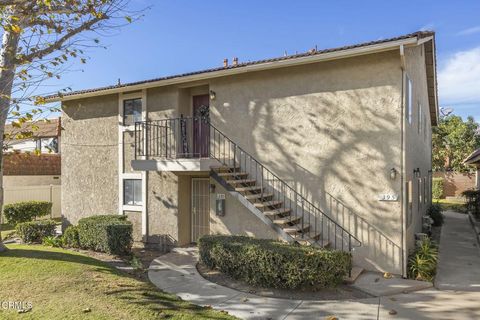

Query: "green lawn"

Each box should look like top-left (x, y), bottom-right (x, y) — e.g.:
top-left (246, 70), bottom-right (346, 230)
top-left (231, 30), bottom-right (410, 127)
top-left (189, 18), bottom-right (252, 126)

top-left (0, 223), bottom-right (15, 240)
top-left (0, 244), bottom-right (235, 320)
top-left (434, 198), bottom-right (467, 213)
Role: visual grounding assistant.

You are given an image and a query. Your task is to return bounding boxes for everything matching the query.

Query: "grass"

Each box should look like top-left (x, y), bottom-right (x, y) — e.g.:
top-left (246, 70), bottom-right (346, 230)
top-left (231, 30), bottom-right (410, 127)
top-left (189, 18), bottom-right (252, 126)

top-left (0, 244), bottom-right (236, 319)
top-left (0, 222), bottom-right (15, 240)
top-left (433, 198), bottom-right (466, 213)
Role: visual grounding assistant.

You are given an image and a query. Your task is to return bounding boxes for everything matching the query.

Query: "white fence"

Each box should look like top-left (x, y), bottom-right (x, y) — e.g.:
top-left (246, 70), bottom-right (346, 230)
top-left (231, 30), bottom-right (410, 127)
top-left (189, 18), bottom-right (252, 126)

top-left (1, 185), bottom-right (61, 223)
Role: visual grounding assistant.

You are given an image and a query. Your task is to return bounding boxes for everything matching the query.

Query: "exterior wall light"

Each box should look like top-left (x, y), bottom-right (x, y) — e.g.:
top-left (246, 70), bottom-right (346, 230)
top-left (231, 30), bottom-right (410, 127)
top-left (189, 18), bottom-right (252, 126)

top-left (210, 183), bottom-right (216, 193)
top-left (390, 168), bottom-right (397, 180)
top-left (209, 90), bottom-right (216, 101)
top-left (413, 168), bottom-right (421, 177)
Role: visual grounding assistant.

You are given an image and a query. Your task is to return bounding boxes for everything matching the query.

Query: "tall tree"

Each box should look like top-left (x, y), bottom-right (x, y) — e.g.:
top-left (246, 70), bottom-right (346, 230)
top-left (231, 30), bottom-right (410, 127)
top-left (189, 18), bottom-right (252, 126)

top-left (433, 114), bottom-right (480, 172)
top-left (0, 0), bottom-right (138, 251)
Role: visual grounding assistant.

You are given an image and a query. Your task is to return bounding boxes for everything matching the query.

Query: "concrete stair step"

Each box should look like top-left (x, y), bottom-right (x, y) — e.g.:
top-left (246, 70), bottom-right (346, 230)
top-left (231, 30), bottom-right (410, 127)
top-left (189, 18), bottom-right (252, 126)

top-left (217, 172), bottom-right (248, 178)
top-left (263, 208), bottom-right (292, 217)
top-left (283, 223), bottom-right (310, 234)
top-left (235, 185), bottom-right (264, 193)
top-left (273, 216), bottom-right (302, 226)
top-left (245, 193), bottom-right (274, 201)
top-left (254, 200), bottom-right (283, 208)
top-left (211, 165), bottom-right (241, 172)
top-left (226, 179), bottom-right (256, 186)
top-left (343, 266), bottom-right (364, 284)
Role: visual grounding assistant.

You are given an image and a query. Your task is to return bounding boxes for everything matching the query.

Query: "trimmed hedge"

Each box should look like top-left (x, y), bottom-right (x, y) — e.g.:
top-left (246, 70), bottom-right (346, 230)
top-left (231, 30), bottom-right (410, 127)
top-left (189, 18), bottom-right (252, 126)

top-left (199, 235), bottom-right (351, 289)
top-left (77, 215), bottom-right (132, 255)
top-left (3, 201), bottom-right (52, 224)
top-left (16, 219), bottom-right (56, 243)
top-left (432, 178), bottom-right (444, 199)
top-left (62, 225), bottom-right (80, 248)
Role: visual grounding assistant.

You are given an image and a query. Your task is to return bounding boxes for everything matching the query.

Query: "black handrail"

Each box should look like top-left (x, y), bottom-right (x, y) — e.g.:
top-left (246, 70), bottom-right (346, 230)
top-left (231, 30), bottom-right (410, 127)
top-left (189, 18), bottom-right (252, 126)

top-left (134, 117), bottom-right (361, 252)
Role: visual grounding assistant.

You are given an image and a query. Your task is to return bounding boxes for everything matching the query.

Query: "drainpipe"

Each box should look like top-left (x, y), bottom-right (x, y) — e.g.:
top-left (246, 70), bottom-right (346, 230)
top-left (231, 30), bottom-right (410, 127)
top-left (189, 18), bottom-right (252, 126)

top-left (400, 44), bottom-right (408, 278)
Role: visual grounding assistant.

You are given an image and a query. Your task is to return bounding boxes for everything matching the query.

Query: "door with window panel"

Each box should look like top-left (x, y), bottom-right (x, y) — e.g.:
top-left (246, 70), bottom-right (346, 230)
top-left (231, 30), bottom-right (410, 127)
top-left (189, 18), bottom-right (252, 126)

top-left (191, 178), bottom-right (210, 242)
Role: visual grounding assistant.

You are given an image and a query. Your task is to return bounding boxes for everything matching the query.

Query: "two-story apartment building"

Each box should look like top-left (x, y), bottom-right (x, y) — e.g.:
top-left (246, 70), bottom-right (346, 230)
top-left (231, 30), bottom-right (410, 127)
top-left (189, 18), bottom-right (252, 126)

top-left (46, 31), bottom-right (438, 277)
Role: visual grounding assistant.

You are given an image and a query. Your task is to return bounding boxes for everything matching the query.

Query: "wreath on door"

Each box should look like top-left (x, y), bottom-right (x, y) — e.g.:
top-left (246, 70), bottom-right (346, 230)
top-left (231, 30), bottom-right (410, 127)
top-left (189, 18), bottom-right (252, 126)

top-left (198, 104), bottom-right (209, 122)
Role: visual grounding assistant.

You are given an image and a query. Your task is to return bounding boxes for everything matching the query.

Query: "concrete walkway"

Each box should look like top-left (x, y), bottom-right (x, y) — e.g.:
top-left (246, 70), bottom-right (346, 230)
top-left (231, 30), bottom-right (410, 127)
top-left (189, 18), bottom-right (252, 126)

top-left (148, 246), bottom-right (480, 319)
top-left (435, 210), bottom-right (480, 291)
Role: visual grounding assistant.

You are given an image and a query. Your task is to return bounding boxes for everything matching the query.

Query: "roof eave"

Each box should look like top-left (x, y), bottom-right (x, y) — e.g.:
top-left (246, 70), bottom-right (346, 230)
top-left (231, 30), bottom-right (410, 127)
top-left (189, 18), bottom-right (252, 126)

top-left (46, 36), bottom-right (419, 103)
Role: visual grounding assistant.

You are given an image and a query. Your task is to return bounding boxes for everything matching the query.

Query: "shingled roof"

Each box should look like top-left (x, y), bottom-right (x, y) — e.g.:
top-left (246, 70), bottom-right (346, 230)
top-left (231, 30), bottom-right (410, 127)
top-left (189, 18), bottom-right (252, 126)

top-left (4, 117), bottom-right (61, 140)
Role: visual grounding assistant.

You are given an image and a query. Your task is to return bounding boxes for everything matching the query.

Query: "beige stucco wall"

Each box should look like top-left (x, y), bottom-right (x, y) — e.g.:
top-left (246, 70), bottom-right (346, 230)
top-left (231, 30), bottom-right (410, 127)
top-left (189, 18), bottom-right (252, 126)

top-left (404, 44), bottom-right (433, 253)
top-left (3, 175), bottom-right (61, 187)
top-left (61, 44), bottom-right (434, 274)
top-left (209, 179), bottom-right (281, 240)
top-left (208, 50), bottom-right (404, 273)
top-left (61, 94), bottom-right (119, 226)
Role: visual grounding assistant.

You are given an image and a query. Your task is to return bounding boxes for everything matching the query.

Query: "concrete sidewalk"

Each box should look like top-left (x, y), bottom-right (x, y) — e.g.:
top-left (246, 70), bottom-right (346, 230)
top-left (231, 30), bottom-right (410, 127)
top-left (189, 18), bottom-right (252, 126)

top-left (148, 247), bottom-right (480, 319)
top-left (435, 211), bottom-right (480, 291)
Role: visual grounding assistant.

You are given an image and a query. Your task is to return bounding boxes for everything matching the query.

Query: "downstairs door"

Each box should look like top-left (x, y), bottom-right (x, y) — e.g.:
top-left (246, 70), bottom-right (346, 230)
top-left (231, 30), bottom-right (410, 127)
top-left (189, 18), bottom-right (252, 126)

top-left (191, 178), bottom-right (210, 242)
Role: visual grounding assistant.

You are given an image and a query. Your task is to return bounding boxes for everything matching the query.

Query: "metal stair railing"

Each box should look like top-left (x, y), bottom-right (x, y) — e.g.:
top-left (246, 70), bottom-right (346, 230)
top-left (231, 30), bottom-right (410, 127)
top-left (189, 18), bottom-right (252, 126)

top-left (134, 117), bottom-right (361, 253)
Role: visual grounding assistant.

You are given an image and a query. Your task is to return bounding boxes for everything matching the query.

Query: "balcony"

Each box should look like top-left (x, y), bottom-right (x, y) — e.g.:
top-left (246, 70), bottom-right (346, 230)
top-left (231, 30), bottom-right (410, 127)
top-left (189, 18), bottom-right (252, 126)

top-left (131, 117), bottom-right (221, 172)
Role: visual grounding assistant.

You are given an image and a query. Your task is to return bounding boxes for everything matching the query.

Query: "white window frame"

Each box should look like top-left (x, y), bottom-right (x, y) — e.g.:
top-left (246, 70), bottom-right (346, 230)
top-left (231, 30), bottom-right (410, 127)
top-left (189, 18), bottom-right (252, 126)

top-left (123, 97), bottom-right (143, 127)
top-left (118, 91), bottom-right (148, 240)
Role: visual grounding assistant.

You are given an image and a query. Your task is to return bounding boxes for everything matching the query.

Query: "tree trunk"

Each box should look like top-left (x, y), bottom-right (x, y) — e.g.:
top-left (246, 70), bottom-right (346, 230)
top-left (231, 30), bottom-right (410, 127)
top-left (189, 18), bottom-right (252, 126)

top-left (0, 9), bottom-right (21, 252)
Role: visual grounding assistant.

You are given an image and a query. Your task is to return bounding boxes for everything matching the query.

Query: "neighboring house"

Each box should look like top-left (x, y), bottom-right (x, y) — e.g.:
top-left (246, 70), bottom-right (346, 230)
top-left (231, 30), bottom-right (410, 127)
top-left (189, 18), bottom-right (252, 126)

top-left (46, 31), bottom-right (438, 277)
top-left (4, 117), bottom-right (61, 154)
top-left (433, 171), bottom-right (476, 197)
top-left (1, 119), bottom-right (62, 221)
top-left (464, 149), bottom-right (480, 189)
top-left (3, 152), bottom-right (61, 187)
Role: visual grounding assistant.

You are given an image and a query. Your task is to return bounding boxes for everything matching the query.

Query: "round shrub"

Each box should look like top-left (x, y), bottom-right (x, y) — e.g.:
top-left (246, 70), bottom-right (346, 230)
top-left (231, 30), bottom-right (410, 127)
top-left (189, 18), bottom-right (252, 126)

top-left (62, 225), bottom-right (80, 248)
top-left (16, 219), bottom-right (56, 243)
top-left (77, 215), bottom-right (132, 255)
top-left (428, 203), bottom-right (444, 226)
top-left (198, 235), bottom-right (352, 289)
top-left (3, 201), bottom-right (52, 224)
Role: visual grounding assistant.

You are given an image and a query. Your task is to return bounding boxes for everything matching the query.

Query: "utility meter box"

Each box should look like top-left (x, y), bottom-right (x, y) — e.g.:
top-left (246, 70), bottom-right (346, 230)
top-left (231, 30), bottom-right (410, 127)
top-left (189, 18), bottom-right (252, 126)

top-left (216, 194), bottom-right (226, 216)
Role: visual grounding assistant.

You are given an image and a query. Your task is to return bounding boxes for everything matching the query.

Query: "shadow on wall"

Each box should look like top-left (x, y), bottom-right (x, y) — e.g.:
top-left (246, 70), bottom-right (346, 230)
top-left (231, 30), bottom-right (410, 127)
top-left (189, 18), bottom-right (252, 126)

top-left (212, 60), bottom-right (404, 272)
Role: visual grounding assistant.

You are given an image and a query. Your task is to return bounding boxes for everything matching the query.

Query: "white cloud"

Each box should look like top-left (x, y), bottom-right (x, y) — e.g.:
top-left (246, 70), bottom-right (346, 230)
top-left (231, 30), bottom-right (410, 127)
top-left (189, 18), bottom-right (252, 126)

top-left (438, 47), bottom-right (480, 105)
top-left (457, 26), bottom-right (480, 36)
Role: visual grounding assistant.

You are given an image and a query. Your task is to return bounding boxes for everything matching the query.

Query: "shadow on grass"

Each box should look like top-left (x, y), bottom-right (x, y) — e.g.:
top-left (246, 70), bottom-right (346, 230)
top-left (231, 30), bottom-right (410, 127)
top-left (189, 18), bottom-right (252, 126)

top-left (1, 246), bottom-right (113, 270)
top-left (1, 246), bottom-right (233, 319)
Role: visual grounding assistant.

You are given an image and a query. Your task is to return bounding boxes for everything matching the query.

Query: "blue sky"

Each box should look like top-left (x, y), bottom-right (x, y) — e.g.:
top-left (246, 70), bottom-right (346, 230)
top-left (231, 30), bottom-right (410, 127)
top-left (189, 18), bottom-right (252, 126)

top-left (43, 0), bottom-right (480, 121)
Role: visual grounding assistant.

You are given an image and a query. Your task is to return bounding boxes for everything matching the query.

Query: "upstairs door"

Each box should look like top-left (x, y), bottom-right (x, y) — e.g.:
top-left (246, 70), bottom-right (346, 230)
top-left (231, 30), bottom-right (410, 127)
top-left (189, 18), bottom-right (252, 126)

top-left (192, 94), bottom-right (210, 158)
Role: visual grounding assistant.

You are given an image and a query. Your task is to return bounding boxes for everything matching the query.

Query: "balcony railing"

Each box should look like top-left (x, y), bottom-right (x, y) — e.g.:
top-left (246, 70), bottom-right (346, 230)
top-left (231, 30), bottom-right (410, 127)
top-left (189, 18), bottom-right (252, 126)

top-left (134, 117), bottom-right (361, 253)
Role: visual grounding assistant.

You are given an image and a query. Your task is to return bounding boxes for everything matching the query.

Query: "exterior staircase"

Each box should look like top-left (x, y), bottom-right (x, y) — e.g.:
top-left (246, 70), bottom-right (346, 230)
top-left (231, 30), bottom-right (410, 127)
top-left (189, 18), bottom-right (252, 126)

top-left (134, 116), bottom-right (362, 265)
top-left (211, 165), bottom-right (331, 248)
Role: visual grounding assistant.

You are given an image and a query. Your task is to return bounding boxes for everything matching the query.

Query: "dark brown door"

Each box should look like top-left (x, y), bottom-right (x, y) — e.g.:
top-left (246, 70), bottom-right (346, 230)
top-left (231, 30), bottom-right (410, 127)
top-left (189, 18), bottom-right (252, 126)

top-left (192, 94), bottom-right (210, 158)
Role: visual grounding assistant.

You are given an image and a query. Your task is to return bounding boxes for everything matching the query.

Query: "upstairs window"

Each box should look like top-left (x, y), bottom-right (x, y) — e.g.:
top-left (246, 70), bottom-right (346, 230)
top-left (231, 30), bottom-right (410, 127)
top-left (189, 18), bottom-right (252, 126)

top-left (123, 98), bottom-right (142, 126)
top-left (406, 76), bottom-right (413, 125)
top-left (124, 179), bottom-right (142, 206)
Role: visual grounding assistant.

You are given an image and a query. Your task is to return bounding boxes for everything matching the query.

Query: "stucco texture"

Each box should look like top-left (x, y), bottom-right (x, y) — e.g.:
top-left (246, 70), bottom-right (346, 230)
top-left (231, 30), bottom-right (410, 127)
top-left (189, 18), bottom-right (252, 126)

top-left (403, 44), bottom-right (433, 253)
top-left (208, 50), bottom-right (404, 273)
top-left (61, 45), bottom-right (434, 275)
top-left (61, 94), bottom-right (119, 225)
top-left (209, 179), bottom-right (281, 240)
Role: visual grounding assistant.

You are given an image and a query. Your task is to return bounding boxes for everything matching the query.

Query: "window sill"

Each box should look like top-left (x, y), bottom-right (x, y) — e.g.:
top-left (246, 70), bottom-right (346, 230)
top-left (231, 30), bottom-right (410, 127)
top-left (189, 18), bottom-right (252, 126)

top-left (122, 205), bottom-right (143, 212)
